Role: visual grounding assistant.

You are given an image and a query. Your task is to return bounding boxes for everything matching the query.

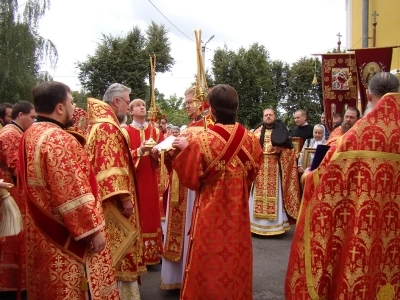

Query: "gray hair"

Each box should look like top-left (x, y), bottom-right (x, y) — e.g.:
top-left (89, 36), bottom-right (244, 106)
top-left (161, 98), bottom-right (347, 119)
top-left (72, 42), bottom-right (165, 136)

top-left (171, 126), bottom-right (180, 131)
top-left (368, 72), bottom-right (399, 96)
top-left (103, 83), bottom-right (131, 104)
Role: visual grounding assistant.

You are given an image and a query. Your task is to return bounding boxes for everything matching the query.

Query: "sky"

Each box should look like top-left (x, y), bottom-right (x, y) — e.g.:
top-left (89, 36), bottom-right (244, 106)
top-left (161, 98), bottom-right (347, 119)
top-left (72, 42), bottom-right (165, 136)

top-left (36, 0), bottom-right (347, 98)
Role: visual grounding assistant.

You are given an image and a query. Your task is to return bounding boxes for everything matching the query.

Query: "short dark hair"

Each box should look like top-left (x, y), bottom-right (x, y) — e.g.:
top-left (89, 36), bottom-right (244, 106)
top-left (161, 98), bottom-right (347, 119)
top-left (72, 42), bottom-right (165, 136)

top-left (345, 107), bottom-right (361, 119)
top-left (368, 72), bottom-right (399, 96)
top-left (0, 103), bottom-right (13, 119)
top-left (32, 81), bottom-right (71, 114)
top-left (208, 84), bottom-right (238, 124)
top-left (333, 112), bottom-right (343, 119)
top-left (11, 101), bottom-right (34, 120)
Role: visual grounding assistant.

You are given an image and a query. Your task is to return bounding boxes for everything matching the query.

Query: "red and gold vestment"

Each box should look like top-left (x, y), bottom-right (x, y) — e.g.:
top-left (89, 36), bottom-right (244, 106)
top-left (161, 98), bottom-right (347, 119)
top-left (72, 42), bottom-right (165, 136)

top-left (175, 123), bottom-right (262, 299)
top-left (123, 124), bottom-right (164, 265)
top-left (163, 115), bottom-right (214, 263)
top-left (86, 98), bottom-right (146, 282)
top-left (0, 123), bottom-right (26, 292)
top-left (19, 121), bottom-right (119, 300)
top-left (286, 93), bottom-right (400, 299)
top-left (250, 125), bottom-right (301, 235)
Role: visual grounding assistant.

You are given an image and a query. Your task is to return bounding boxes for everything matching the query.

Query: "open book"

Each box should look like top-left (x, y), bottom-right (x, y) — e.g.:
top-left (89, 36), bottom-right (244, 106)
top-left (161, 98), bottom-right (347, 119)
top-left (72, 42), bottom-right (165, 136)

top-left (154, 135), bottom-right (176, 151)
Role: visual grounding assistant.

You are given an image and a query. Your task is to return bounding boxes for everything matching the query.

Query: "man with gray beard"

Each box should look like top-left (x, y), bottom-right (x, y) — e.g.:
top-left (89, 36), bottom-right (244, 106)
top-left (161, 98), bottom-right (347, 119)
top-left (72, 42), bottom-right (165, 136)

top-left (86, 83), bottom-right (146, 300)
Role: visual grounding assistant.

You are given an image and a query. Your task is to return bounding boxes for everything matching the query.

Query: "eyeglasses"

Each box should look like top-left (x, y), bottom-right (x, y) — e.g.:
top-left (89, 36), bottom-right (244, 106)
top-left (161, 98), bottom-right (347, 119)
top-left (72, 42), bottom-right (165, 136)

top-left (117, 97), bottom-right (130, 105)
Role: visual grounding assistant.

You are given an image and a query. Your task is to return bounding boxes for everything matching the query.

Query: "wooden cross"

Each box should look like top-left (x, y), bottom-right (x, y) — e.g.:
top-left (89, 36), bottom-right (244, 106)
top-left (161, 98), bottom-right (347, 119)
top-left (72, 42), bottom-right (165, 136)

top-left (372, 11), bottom-right (379, 23)
top-left (366, 210), bottom-right (375, 226)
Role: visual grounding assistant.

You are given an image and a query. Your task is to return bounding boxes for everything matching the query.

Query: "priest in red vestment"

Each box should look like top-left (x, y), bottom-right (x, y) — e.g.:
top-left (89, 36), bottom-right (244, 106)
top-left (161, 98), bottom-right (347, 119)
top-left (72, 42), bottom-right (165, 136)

top-left (0, 101), bottom-right (35, 297)
top-left (122, 98), bottom-right (164, 265)
top-left (160, 86), bottom-right (214, 290)
top-left (286, 73), bottom-right (400, 299)
top-left (172, 84), bottom-right (263, 299)
top-left (18, 81), bottom-right (119, 300)
top-left (86, 83), bottom-right (145, 300)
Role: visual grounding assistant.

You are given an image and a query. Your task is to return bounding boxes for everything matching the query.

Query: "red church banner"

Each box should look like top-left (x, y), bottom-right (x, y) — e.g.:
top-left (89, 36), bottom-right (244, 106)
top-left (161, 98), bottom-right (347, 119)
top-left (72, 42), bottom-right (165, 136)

top-left (354, 47), bottom-right (393, 113)
top-left (321, 54), bottom-right (358, 131)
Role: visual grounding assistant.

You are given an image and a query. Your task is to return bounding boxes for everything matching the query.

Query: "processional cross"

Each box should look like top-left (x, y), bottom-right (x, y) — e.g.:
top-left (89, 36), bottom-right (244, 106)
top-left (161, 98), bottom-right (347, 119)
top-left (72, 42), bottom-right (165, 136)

top-left (372, 11), bottom-right (379, 47)
top-left (337, 32), bottom-right (342, 53)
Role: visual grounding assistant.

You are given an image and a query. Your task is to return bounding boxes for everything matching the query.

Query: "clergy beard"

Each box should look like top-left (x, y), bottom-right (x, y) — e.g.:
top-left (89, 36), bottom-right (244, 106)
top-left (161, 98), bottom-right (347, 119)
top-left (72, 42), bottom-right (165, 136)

top-left (64, 111), bottom-right (74, 127)
top-left (117, 113), bottom-right (126, 124)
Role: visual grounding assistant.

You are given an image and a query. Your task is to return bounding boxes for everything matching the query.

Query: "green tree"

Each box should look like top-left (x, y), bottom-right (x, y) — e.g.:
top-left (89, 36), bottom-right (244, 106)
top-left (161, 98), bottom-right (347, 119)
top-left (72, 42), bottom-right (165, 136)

top-left (211, 43), bottom-right (275, 128)
top-left (77, 22), bottom-right (174, 100)
top-left (280, 57), bottom-right (322, 129)
top-left (157, 93), bottom-right (187, 127)
top-left (0, 0), bottom-right (57, 102)
top-left (71, 89), bottom-right (91, 110)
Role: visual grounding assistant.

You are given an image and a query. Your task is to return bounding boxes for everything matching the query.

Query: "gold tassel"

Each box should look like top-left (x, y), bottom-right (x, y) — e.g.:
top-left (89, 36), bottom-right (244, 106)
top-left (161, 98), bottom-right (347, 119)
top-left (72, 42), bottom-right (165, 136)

top-left (312, 74), bottom-right (318, 85)
top-left (80, 272), bottom-right (88, 291)
top-left (0, 182), bottom-right (23, 237)
top-left (347, 74), bottom-right (354, 87)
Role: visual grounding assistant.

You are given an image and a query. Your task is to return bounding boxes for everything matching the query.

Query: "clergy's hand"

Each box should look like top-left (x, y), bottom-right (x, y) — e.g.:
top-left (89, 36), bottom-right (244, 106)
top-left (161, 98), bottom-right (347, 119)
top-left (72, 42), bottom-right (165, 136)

top-left (90, 231), bottom-right (106, 253)
top-left (0, 179), bottom-right (12, 189)
top-left (172, 137), bottom-right (188, 150)
top-left (151, 147), bottom-right (159, 159)
top-left (304, 167), bottom-right (311, 176)
top-left (121, 199), bottom-right (133, 217)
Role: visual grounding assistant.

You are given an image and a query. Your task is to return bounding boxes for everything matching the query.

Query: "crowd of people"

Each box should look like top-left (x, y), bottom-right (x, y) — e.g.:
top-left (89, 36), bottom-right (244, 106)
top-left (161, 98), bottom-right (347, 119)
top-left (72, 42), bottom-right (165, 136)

top-left (0, 71), bottom-right (399, 300)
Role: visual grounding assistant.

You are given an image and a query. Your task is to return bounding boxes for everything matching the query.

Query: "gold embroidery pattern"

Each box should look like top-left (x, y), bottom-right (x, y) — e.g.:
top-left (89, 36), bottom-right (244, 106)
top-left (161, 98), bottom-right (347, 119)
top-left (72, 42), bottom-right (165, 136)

top-left (286, 94), bottom-right (400, 299)
top-left (87, 98), bottom-right (146, 281)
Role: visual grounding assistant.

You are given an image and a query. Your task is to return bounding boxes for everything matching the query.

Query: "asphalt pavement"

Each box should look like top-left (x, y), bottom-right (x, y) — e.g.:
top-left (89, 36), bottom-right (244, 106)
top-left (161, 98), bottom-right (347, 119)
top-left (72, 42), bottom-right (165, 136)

top-left (139, 226), bottom-right (295, 300)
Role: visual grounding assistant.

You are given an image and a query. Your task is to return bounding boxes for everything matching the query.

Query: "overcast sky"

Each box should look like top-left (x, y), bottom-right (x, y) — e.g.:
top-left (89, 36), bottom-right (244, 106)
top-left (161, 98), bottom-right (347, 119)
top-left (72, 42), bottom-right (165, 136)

top-left (37, 0), bottom-right (347, 98)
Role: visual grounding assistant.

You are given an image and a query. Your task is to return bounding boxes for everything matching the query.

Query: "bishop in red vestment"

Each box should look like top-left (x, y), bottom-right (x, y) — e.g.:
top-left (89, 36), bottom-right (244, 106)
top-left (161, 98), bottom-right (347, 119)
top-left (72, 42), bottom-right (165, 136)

top-left (173, 84), bottom-right (263, 300)
top-left (0, 101), bottom-right (35, 295)
top-left (122, 98), bottom-right (164, 265)
top-left (286, 91), bottom-right (400, 299)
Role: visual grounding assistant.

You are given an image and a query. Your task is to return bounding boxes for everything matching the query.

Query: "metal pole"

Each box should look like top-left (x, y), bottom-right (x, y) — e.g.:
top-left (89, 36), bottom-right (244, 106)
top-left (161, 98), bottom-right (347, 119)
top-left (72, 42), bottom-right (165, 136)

top-left (362, 0), bottom-right (369, 48)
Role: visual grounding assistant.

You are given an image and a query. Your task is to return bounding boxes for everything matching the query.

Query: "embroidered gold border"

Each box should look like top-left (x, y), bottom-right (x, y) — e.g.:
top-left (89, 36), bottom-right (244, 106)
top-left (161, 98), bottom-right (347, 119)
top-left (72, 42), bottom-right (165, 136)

top-left (58, 193), bottom-right (95, 215)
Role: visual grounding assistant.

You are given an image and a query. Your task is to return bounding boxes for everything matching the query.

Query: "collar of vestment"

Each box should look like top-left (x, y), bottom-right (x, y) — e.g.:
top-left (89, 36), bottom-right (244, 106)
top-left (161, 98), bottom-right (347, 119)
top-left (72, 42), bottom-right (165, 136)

top-left (87, 97), bottom-right (121, 128)
top-left (11, 120), bottom-right (24, 132)
top-left (130, 119), bottom-right (148, 129)
top-left (36, 116), bottom-right (66, 129)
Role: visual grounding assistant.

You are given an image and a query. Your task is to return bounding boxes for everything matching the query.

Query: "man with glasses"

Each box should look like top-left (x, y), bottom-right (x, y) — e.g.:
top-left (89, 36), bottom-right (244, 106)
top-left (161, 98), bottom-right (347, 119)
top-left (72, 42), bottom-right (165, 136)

top-left (86, 83), bottom-right (145, 300)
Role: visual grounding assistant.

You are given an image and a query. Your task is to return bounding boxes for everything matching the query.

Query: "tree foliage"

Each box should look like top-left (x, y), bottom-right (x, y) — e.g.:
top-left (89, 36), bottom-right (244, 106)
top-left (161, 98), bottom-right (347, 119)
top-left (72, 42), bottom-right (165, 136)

top-left (279, 57), bottom-right (322, 129)
top-left (0, 0), bottom-right (57, 102)
top-left (156, 92), bottom-right (187, 127)
top-left (212, 43), bottom-right (283, 128)
top-left (77, 21), bottom-right (174, 100)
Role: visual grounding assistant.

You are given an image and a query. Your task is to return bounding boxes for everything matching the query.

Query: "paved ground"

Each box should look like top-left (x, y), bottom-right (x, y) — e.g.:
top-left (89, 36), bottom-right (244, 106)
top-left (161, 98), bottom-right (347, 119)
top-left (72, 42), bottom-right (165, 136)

top-left (140, 226), bottom-right (295, 300)
top-left (0, 227), bottom-right (294, 300)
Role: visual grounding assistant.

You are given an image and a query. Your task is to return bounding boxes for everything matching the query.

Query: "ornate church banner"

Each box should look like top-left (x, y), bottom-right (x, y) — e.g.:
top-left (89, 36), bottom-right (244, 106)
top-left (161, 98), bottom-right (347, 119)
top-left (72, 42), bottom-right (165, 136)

top-left (321, 53), bottom-right (358, 131)
top-left (354, 47), bottom-right (393, 113)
